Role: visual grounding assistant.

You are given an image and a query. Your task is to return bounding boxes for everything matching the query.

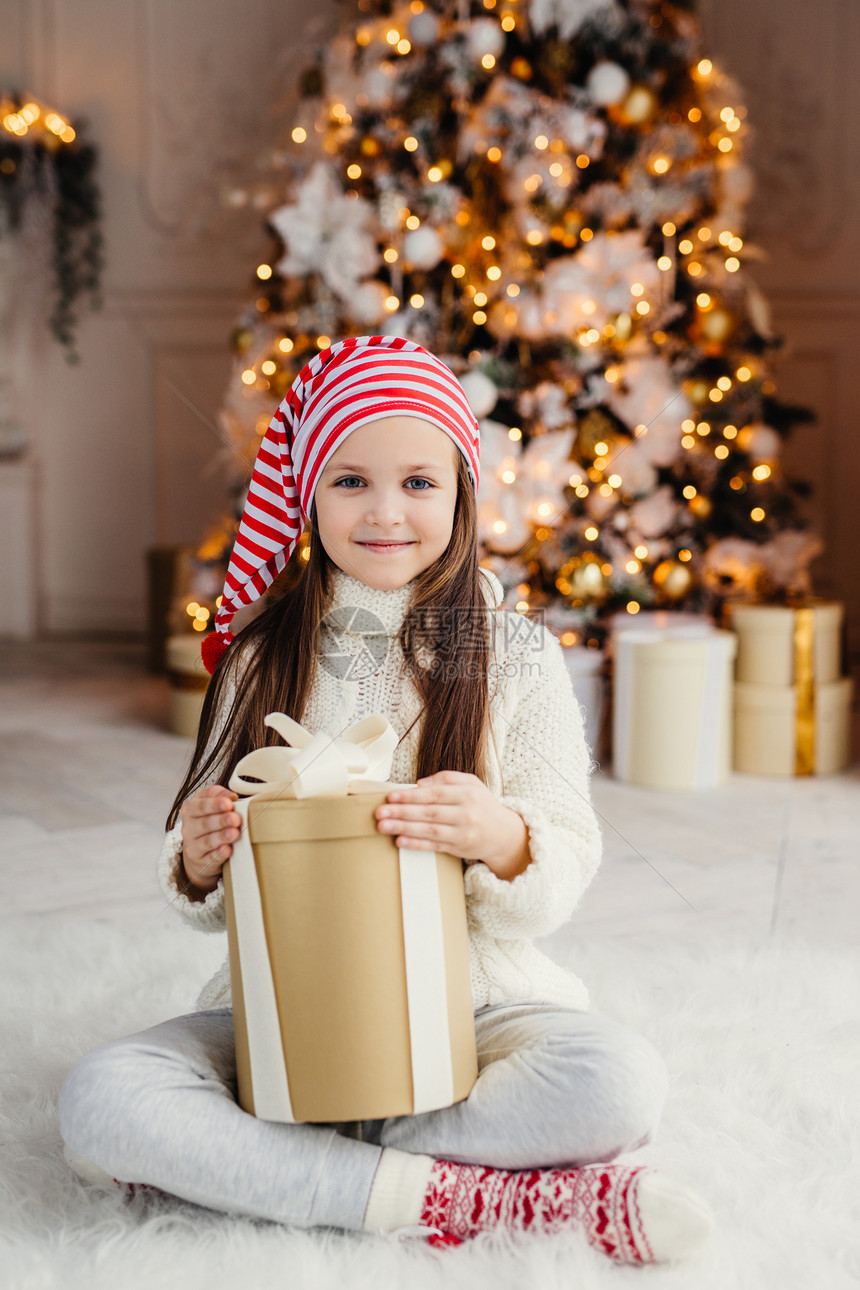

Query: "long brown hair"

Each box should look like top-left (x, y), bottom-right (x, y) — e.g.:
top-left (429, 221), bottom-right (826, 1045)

top-left (166, 453), bottom-right (492, 829)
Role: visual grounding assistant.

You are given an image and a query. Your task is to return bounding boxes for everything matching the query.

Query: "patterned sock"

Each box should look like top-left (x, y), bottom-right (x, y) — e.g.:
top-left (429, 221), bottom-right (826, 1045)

top-left (419, 1160), bottom-right (713, 1263)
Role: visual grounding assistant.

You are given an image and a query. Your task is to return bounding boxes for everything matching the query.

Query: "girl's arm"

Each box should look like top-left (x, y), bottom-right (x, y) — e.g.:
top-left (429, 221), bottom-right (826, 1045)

top-left (463, 623), bottom-right (602, 942)
top-left (158, 819), bottom-right (229, 931)
top-left (157, 664), bottom-right (241, 932)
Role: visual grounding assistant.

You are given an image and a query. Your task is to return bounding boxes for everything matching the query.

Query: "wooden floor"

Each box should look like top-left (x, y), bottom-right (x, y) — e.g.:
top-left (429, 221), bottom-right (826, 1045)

top-left (1, 639), bottom-right (857, 956)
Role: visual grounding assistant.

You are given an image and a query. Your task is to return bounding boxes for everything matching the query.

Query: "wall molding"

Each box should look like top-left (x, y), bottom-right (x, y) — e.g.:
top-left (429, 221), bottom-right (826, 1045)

top-left (0, 457), bottom-right (39, 639)
top-left (757, 302), bottom-right (860, 674)
top-left (101, 288), bottom-right (243, 312)
top-left (19, 0), bottom-right (59, 100)
top-left (103, 289), bottom-right (247, 348)
top-left (43, 592), bottom-right (145, 635)
top-left (133, 0), bottom-right (294, 244)
top-left (701, 0), bottom-right (857, 258)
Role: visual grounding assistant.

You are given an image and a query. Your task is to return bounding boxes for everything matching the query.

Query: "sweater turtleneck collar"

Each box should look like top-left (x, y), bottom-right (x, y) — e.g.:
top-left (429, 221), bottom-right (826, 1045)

top-left (327, 564), bottom-right (504, 638)
top-left (328, 566), bottom-right (417, 637)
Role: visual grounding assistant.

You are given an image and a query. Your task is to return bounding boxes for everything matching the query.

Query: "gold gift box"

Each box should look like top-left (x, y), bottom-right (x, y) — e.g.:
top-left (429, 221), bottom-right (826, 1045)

top-left (727, 601), bottom-right (852, 775)
top-left (733, 678), bottom-right (853, 776)
top-left (224, 789), bottom-right (478, 1124)
top-left (728, 602), bottom-right (844, 687)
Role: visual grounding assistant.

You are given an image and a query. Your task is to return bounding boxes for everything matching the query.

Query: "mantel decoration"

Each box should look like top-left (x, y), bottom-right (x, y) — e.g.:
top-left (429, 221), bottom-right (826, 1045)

top-left (0, 92), bottom-right (103, 360)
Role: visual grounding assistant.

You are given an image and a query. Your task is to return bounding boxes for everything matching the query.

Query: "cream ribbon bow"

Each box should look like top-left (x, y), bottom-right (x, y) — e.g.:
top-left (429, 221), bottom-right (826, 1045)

top-left (228, 712), bottom-right (400, 800)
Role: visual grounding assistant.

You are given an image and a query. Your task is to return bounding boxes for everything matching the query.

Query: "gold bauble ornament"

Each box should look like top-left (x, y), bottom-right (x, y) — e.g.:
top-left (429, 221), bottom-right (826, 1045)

top-left (699, 305), bottom-right (735, 346)
top-left (575, 408), bottom-right (620, 461)
top-left (511, 57), bottom-right (533, 81)
top-left (613, 311), bottom-right (633, 342)
top-left (653, 559), bottom-right (694, 600)
top-left (556, 553), bottom-right (610, 604)
top-left (688, 494), bottom-right (713, 519)
top-left (615, 85), bottom-right (659, 125)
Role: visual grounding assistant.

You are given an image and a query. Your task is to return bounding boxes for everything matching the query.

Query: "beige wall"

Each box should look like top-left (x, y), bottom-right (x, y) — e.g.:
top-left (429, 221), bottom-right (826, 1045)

top-left (1, 0), bottom-right (335, 633)
top-left (2, 1), bottom-right (857, 669)
top-left (701, 0), bottom-right (860, 675)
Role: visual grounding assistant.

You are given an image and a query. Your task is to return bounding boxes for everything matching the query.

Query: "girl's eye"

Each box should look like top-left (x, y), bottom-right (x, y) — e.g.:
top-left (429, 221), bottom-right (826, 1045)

top-left (334, 477), bottom-right (434, 490)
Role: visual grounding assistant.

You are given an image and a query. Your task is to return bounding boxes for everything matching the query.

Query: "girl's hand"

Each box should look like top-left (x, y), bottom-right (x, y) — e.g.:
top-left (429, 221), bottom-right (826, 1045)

top-left (179, 785), bottom-right (242, 899)
top-left (374, 771), bottom-right (531, 882)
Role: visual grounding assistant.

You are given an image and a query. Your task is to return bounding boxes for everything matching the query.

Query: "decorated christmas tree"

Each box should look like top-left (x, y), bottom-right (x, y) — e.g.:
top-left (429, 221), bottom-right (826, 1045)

top-left (177, 0), bottom-right (819, 646)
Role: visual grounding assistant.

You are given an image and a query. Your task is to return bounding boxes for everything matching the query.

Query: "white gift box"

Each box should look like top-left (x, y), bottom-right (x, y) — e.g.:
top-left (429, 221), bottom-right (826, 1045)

top-left (561, 646), bottom-right (605, 758)
top-left (608, 609), bottom-right (714, 646)
top-left (613, 629), bottom-right (737, 790)
top-left (165, 634), bottom-right (209, 738)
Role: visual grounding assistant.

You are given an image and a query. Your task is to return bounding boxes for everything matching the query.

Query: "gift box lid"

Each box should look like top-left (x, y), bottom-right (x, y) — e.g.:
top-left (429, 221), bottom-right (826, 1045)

top-left (610, 610), bottom-right (714, 638)
top-left (615, 628), bottom-right (736, 666)
top-left (728, 602), bottom-right (843, 632)
top-left (734, 676), bottom-right (854, 712)
top-left (166, 633), bottom-right (210, 675)
top-left (247, 789), bottom-right (394, 844)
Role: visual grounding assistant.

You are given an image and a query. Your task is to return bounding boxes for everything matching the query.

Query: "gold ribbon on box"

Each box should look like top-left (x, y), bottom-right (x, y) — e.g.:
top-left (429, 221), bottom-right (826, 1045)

top-left (226, 713), bottom-right (459, 1123)
top-left (792, 608), bottom-right (815, 776)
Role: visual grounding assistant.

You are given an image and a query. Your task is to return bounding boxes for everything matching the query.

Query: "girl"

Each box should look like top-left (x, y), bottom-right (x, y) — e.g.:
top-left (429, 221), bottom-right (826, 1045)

top-left (59, 336), bottom-right (711, 1263)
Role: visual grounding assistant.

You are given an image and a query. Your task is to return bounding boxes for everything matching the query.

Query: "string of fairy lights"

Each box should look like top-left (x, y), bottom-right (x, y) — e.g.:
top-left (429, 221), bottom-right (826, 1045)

top-left (185, 596), bottom-right (223, 634)
top-left (1, 91), bottom-right (101, 358)
top-left (194, 0), bottom-right (791, 641)
top-left (1, 96), bottom-right (77, 146)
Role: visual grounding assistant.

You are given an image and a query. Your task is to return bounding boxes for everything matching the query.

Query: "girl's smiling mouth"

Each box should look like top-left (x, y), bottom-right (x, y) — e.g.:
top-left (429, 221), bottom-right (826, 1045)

top-left (357, 540), bottom-right (416, 551)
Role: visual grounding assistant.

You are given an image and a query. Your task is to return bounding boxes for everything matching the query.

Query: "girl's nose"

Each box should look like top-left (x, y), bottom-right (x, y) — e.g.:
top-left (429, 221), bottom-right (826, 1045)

top-left (365, 490), bottom-right (406, 526)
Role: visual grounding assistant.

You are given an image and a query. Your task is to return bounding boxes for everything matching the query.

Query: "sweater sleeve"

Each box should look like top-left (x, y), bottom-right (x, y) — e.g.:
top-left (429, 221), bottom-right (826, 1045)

top-left (157, 819), bottom-right (227, 932)
top-left (464, 622), bottom-right (602, 941)
top-left (155, 665), bottom-right (240, 933)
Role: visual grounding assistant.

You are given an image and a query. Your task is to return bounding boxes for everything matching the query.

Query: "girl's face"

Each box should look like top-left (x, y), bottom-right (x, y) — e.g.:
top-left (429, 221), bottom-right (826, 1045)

top-left (314, 416), bottom-right (460, 590)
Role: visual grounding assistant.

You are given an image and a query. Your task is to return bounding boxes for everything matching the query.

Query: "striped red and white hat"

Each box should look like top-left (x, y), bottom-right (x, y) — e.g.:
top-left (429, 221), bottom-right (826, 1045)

top-left (202, 335), bottom-right (481, 674)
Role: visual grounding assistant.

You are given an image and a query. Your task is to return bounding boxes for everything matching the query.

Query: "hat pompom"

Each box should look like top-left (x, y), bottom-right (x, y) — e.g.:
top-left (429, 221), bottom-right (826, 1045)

top-left (201, 630), bottom-right (233, 676)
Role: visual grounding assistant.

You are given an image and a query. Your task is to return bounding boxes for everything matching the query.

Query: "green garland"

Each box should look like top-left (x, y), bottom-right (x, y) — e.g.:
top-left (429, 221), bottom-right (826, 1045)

top-left (0, 94), bottom-right (103, 362)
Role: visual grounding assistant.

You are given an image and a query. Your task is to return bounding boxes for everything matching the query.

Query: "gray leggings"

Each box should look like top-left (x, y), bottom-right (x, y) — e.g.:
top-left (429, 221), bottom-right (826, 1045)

top-left (59, 1002), bottom-right (668, 1231)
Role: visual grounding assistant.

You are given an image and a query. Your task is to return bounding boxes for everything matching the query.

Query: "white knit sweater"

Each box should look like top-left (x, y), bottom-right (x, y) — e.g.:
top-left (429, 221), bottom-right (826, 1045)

top-left (157, 566), bottom-right (602, 1012)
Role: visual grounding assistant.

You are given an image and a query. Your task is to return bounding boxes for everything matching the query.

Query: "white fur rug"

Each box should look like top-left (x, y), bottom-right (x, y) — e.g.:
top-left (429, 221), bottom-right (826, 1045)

top-left (2, 916), bottom-right (858, 1290)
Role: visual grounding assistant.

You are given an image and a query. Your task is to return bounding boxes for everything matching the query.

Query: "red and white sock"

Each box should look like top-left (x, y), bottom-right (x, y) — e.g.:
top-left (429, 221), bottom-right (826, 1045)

top-left (365, 1151), bottom-right (712, 1264)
